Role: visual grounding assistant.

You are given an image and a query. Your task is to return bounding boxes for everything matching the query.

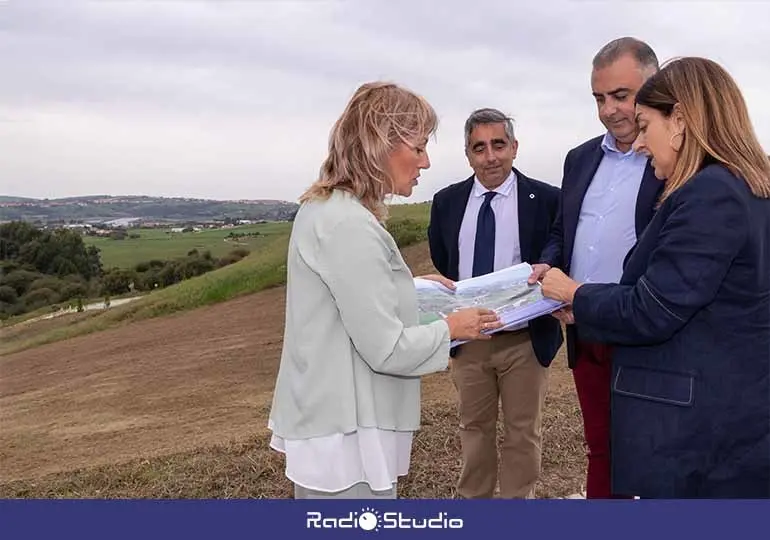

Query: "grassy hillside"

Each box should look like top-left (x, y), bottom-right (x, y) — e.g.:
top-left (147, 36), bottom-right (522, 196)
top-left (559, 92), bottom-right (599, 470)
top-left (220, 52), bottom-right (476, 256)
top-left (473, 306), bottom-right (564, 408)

top-left (0, 203), bottom-right (431, 356)
top-left (0, 195), bottom-right (298, 223)
top-left (388, 201), bottom-right (431, 221)
top-left (85, 222), bottom-right (292, 269)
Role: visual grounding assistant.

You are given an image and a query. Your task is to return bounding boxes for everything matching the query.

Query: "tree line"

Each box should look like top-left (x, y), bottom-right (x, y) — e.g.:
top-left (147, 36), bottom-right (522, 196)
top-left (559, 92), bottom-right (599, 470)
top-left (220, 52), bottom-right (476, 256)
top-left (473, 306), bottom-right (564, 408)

top-left (0, 221), bottom-right (249, 320)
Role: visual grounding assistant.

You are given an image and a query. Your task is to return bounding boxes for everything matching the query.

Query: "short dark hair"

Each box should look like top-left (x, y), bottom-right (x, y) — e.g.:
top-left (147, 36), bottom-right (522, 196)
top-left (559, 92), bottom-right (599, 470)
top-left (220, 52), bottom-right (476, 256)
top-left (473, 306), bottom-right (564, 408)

top-left (593, 37), bottom-right (659, 73)
top-left (464, 108), bottom-right (515, 148)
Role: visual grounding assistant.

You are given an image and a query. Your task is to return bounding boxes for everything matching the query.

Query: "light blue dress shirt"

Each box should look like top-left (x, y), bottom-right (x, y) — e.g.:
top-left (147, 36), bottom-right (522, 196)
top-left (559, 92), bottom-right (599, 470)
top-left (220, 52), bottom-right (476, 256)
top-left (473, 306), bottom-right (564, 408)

top-left (570, 132), bottom-right (648, 284)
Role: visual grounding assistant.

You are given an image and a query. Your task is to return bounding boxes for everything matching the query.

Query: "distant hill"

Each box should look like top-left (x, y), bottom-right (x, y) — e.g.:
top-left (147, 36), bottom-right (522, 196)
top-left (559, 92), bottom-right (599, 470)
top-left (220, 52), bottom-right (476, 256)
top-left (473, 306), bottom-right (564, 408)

top-left (0, 195), bottom-right (299, 224)
top-left (0, 196), bottom-right (38, 204)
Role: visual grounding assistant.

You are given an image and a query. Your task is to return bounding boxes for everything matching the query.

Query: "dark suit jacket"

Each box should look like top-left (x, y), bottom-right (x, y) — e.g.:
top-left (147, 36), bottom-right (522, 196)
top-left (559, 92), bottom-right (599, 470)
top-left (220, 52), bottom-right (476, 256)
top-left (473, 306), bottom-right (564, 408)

top-left (538, 135), bottom-right (663, 368)
top-left (427, 167), bottom-right (563, 367)
top-left (572, 163), bottom-right (770, 498)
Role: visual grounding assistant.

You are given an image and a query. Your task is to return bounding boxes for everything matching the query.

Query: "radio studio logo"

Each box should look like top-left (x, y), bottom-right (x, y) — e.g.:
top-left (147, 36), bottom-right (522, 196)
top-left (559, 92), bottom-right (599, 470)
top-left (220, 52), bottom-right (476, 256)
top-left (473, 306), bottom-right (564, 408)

top-left (306, 506), bottom-right (464, 531)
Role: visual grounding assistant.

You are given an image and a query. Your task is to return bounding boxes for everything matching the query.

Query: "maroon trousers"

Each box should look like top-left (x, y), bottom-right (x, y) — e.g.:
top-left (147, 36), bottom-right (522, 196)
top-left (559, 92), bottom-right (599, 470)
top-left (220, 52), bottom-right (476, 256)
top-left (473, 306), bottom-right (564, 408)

top-left (572, 339), bottom-right (630, 499)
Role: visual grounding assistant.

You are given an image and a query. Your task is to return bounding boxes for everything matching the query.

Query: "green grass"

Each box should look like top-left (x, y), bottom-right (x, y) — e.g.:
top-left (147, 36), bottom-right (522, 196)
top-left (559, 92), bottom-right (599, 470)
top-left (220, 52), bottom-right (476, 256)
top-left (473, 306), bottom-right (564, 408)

top-left (85, 222), bottom-right (292, 269)
top-left (386, 202), bottom-right (431, 247)
top-left (0, 233), bottom-right (290, 356)
top-left (1, 204), bottom-right (432, 356)
top-left (387, 201), bottom-right (431, 222)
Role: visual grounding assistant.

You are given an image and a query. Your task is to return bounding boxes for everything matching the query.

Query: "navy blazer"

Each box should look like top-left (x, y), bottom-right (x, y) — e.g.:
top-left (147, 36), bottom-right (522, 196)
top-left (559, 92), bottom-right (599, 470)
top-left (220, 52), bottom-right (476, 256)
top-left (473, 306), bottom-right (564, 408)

top-left (538, 135), bottom-right (663, 368)
top-left (572, 164), bottom-right (770, 498)
top-left (427, 168), bottom-right (563, 367)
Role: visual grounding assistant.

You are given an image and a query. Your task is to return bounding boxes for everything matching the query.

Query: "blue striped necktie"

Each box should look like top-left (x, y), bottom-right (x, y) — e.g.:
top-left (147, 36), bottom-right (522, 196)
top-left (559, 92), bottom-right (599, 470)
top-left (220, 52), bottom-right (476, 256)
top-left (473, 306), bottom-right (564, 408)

top-left (472, 191), bottom-right (497, 277)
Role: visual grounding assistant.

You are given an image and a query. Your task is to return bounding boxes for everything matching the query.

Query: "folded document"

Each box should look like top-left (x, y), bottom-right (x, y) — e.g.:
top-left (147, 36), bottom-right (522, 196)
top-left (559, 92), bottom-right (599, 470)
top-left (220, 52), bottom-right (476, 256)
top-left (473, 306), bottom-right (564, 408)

top-left (414, 262), bottom-right (564, 347)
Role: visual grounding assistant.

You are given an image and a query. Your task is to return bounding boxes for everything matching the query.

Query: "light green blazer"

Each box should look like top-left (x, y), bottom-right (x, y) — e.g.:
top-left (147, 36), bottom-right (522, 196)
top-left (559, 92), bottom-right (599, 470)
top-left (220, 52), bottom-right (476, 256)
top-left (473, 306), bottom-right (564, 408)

top-left (268, 189), bottom-right (451, 440)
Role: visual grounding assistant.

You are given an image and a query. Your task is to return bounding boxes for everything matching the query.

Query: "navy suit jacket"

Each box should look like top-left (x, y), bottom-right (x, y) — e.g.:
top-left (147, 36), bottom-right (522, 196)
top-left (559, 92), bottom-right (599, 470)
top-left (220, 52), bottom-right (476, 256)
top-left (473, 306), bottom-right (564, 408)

top-left (427, 167), bottom-right (563, 367)
top-left (573, 163), bottom-right (770, 498)
top-left (538, 135), bottom-right (663, 368)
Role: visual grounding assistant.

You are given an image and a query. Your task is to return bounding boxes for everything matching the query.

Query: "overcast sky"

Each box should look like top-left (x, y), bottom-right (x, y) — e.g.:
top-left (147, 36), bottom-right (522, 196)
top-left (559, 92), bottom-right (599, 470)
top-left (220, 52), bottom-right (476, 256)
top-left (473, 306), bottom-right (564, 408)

top-left (1, 0), bottom-right (769, 203)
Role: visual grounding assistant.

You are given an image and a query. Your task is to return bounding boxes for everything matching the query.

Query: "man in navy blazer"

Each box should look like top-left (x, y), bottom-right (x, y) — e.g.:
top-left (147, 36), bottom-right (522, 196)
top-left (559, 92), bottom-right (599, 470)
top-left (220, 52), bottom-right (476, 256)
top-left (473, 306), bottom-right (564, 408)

top-left (428, 108), bottom-right (562, 498)
top-left (529, 37), bottom-right (663, 498)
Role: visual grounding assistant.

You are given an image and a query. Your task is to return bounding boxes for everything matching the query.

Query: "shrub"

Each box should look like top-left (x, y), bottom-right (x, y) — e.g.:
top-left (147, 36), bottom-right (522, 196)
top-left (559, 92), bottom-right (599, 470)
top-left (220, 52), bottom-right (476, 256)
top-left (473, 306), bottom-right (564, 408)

top-left (28, 276), bottom-right (65, 294)
top-left (386, 218), bottom-right (428, 248)
top-left (21, 287), bottom-right (60, 312)
top-left (0, 285), bottom-right (18, 304)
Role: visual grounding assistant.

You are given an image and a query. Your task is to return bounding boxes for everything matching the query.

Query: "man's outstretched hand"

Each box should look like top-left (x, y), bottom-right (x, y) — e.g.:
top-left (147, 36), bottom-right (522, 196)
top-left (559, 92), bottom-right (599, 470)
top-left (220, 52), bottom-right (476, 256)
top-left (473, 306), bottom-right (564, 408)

top-left (528, 263), bottom-right (551, 285)
top-left (417, 274), bottom-right (456, 290)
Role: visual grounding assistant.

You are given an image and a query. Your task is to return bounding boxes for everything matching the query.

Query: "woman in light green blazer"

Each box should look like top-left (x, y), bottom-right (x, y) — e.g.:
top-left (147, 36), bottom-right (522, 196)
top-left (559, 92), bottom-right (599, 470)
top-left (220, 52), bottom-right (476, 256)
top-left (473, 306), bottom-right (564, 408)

top-left (268, 81), bottom-right (502, 499)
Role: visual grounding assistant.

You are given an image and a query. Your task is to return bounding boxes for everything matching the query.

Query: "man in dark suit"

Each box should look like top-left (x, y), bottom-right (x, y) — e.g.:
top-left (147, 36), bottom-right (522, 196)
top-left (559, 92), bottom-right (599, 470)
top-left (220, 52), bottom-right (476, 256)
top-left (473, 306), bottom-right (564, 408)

top-left (528, 37), bottom-right (663, 498)
top-left (428, 108), bottom-right (563, 498)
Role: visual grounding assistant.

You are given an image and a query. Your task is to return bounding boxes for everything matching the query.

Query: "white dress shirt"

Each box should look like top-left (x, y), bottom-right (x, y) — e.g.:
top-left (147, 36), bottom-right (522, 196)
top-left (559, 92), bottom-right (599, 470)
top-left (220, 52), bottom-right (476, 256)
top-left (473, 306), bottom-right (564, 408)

top-left (457, 170), bottom-right (526, 331)
top-left (269, 420), bottom-right (412, 493)
top-left (458, 170), bottom-right (522, 280)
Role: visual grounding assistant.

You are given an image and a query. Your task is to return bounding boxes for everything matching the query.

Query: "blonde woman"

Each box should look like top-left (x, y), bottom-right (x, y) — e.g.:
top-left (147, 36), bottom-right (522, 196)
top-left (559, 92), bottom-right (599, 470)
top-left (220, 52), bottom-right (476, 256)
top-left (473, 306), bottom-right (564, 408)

top-left (268, 82), bottom-right (503, 499)
top-left (542, 57), bottom-right (770, 498)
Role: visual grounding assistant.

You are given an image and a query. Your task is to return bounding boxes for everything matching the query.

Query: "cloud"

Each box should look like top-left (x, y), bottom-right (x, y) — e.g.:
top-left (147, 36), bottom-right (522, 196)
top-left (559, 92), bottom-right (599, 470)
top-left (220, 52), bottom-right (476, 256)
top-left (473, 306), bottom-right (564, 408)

top-left (1, 0), bottom-right (768, 202)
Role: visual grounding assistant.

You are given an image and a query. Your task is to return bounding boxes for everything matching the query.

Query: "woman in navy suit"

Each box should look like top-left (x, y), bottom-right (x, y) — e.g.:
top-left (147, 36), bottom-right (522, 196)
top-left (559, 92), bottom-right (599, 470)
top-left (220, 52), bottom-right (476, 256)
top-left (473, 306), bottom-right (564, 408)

top-left (542, 57), bottom-right (770, 498)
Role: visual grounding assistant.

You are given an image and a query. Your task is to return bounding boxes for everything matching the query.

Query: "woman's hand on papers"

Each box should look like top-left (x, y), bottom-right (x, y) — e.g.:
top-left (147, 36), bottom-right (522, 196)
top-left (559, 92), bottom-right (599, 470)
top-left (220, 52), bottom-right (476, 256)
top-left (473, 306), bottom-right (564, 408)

top-left (418, 274), bottom-right (456, 291)
top-left (445, 308), bottom-right (503, 341)
top-left (541, 268), bottom-right (580, 304)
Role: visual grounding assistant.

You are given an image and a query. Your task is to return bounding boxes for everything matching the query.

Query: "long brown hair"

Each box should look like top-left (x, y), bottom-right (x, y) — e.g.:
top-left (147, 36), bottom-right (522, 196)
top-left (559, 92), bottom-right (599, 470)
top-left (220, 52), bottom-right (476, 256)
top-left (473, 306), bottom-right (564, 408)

top-left (300, 82), bottom-right (438, 221)
top-left (635, 56), bottom-right (770, 202)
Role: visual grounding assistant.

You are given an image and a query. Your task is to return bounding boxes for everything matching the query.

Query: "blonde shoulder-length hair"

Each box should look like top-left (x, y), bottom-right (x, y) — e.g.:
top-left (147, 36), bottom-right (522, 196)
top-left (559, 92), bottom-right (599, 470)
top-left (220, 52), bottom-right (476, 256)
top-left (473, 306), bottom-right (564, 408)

top-left (635, 56), bottom-right (770, 203)
top-left (299, 81), bottom-right (438, 222)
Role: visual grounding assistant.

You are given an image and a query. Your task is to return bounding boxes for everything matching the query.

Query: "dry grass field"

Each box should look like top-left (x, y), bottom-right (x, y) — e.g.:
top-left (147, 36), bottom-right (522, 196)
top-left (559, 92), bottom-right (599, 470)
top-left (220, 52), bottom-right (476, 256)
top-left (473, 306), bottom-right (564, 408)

top-left (0, 242), bottom-right (586, 498)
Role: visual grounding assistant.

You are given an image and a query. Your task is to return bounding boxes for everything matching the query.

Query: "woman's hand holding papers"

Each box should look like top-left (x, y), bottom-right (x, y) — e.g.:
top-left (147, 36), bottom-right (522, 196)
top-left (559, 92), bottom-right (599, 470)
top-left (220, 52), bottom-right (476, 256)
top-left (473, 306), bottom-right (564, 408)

top-left (541, 268), bottom-right (581, 305)
top-left (416, 273), bottom-right (504, 340)
top-left (445, 308), bottom-right (503, 341)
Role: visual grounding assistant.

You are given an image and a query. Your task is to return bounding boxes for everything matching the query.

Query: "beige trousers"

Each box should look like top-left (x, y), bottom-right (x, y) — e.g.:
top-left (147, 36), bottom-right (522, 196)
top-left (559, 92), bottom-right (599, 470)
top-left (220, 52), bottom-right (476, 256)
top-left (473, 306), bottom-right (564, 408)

top-left (451, 329), bottom-right (548, 498)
